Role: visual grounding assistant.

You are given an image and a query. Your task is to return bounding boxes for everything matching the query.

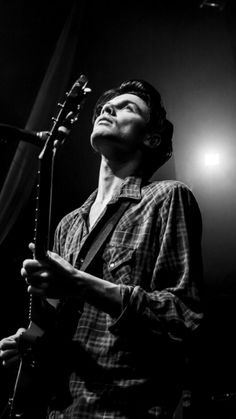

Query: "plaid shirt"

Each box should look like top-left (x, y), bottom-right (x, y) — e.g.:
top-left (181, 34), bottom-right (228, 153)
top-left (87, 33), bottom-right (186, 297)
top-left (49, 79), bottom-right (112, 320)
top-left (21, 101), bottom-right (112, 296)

top-left (48, 176), bottom-right (203, 419)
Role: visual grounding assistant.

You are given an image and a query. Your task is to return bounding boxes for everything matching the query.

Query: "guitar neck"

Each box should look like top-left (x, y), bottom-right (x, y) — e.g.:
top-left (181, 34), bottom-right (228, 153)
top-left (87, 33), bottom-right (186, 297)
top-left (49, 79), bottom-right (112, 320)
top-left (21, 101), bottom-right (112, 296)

top-left (33, 75), bottom-right (91, 260)
top-left (33, 145), bottom-right (55, 260)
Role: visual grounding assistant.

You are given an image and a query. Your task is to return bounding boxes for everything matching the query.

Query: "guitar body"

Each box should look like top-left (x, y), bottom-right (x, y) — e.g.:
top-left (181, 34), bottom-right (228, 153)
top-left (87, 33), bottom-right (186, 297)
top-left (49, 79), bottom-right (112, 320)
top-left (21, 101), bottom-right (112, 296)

top-left (1, 327), bottom-right (46, 419)
top-left (9, 328), bottom-right (47, 419)
top-left (9, 317), bottom-right (54, 418)
top-left (3, 75), bottom-right (91, 419)
top-left (9, 321), bottom-right (70, 418)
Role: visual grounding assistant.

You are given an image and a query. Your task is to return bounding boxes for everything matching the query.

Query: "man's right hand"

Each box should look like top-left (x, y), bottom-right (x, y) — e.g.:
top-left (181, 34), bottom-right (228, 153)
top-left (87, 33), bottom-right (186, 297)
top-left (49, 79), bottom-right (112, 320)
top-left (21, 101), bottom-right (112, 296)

top-left (0, 328), bottom-right (26, 368)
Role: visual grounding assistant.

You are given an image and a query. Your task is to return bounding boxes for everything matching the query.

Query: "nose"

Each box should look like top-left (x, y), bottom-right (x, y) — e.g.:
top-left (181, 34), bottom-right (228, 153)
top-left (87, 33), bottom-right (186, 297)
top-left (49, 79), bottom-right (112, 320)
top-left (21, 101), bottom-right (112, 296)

top-left (101, 102), bottom-right (116, 116)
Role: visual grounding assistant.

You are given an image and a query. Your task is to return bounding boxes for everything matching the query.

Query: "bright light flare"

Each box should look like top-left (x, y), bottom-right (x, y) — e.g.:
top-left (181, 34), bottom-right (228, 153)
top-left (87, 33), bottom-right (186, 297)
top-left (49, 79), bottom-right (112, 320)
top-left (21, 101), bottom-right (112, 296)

top-left (204, 152), bottom-right (220, 167)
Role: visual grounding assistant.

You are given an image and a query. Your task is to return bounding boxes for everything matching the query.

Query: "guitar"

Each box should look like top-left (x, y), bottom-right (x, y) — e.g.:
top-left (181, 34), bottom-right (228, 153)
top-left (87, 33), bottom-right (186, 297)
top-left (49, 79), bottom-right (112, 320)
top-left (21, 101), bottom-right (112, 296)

top-left (5, 75), bottom-right (91, 419)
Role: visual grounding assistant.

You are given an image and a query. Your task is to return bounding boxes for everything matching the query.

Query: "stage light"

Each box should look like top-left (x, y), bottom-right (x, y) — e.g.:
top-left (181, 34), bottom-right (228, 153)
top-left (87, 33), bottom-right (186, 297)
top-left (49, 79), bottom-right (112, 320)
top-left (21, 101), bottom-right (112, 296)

top-left (204, 152), bottom-right (220, 167)
top-left (199, 0), bottom-right (228, 11)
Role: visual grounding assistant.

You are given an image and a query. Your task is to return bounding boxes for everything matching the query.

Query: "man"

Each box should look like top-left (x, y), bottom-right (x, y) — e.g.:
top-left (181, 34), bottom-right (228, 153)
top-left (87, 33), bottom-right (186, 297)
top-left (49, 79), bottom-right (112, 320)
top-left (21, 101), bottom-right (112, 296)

top-left (0, 79), bottom-right (203, 418)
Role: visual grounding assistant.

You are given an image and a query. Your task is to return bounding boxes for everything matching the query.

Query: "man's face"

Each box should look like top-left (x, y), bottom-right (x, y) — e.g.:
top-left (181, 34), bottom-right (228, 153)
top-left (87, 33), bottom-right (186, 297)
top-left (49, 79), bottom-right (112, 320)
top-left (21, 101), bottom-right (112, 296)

top-left (90, 93), bottom-right (150, 160)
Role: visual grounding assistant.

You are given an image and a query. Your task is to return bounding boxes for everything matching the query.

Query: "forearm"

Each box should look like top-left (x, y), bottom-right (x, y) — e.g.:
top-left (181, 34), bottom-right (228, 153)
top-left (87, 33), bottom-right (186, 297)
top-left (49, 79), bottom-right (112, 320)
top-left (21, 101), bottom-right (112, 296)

top-left (109, 284), bottom-right (203, 343)
top-left (74, 270), bottom-right (122, 317)
top-left (22, 252), bottom-right (122, 317)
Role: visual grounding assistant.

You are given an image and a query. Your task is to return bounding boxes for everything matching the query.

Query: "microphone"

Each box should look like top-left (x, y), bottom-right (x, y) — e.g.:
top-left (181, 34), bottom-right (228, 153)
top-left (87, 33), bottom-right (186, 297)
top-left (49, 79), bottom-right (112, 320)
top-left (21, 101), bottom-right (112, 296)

top-left (0, 123), bottom-right (49, 147)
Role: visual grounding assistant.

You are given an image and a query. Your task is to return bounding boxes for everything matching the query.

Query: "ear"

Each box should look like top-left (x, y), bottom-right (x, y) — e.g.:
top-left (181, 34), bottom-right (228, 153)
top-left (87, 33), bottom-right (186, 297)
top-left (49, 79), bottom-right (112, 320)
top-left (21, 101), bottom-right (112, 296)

top-left (143, 134), bottom-right (161, 149)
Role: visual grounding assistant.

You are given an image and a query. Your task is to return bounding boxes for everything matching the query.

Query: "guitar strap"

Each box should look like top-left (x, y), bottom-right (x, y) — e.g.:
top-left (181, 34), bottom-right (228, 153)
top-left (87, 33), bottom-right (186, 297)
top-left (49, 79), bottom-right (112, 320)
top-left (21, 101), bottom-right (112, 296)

top-left (76, 199), bottom-right (132, 273)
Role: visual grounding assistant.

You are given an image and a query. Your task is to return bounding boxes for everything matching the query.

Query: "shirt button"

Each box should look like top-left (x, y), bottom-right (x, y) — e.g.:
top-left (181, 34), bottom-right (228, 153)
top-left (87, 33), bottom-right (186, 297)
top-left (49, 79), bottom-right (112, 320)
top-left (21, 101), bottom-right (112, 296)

top-left (110, 262), bottom-right (115, 268)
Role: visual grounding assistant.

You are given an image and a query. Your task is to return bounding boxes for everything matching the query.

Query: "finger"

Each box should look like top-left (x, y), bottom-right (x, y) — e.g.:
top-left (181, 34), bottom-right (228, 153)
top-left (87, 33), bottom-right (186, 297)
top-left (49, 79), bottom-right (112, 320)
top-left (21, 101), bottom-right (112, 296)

top-left (21, 266), bottom-right (27, 278)
top-left (2, 354), bottom-right (20, 368)
top-left (21, 266), bottom-right (42, 280)
top-left (0, 328), bottom-right (26, 350)
top-left (21, 261), bottom-right (51, 284)
top-left (15, 328), bottom-right (27, 337)
top-left (27, 284), bottom-right (48, 296)
top-left (27, 277), bottom-right (49, 288)
top-left (24, 269), bottom-right (51, 287)
top-left (22, 259), bottom-right (43, 271)
top-left (0, 338), bottom-right (18, 351)
top-left (0, 348), bottom-right (18, 361)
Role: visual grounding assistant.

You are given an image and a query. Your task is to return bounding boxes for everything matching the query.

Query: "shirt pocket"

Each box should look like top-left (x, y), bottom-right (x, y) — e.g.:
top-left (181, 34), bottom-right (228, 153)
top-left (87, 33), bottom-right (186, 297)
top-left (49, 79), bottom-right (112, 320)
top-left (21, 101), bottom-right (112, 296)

top-left (102, 244), bottom-right (135, 285)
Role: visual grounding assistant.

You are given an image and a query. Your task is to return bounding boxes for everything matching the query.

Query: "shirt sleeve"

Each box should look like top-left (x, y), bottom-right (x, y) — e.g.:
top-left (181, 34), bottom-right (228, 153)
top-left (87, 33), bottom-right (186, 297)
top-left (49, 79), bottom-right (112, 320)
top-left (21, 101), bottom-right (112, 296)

top-left (109, 184), bottom-right (203, 344)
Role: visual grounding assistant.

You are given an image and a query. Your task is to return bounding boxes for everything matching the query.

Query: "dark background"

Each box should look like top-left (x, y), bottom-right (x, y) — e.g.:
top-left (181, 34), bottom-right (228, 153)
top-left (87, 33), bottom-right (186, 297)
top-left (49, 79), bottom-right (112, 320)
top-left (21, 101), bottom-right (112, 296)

top-left (0, 1), bottom-right (236, 417)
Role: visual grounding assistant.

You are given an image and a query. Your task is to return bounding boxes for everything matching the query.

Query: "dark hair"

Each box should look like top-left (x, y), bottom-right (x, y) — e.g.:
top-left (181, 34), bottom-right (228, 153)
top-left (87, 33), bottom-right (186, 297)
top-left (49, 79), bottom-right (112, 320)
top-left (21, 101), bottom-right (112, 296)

top-left (92, 79), bottom-right (173, 176)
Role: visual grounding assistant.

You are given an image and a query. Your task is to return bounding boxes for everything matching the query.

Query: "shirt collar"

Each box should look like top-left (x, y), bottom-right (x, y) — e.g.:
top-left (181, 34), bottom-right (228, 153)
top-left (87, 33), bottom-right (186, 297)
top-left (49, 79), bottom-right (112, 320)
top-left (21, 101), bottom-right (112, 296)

top-left (79, 176), bottom-right (143, 218)
top-left (109, 176), bottom-right (143, 204)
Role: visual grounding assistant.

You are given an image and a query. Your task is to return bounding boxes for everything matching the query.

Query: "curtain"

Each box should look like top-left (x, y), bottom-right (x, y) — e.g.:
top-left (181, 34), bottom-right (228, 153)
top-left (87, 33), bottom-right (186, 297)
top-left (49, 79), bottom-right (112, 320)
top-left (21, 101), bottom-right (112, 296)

top-left (0, 2), bottom-right (84, 245)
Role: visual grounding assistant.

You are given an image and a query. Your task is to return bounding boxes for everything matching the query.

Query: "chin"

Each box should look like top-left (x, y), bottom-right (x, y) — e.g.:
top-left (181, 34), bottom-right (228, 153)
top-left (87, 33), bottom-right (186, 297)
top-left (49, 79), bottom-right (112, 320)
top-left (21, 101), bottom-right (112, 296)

top-left (91, 129), bottom-right (113, 149)
top-left (92, 124), bottom-right (111, 137)
top-left (90, 133), bottom-right (106, 154)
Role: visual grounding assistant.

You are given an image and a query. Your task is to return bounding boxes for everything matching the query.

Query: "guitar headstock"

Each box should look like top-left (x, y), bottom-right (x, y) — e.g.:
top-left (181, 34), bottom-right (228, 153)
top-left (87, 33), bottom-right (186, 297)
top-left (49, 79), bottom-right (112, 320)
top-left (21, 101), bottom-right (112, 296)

top-left (43, 74), bottom-right (91, 151)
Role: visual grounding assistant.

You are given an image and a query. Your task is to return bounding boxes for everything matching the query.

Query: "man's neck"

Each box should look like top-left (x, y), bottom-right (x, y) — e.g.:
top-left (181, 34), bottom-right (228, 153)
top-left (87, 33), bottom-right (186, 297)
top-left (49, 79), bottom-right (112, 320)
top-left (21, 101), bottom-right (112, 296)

top-left (88, 157), bottom-right (141, 231)
top-left (95, 156), bottom-right (141, 205)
